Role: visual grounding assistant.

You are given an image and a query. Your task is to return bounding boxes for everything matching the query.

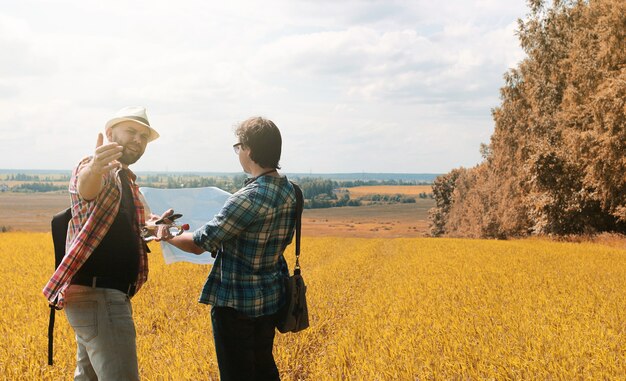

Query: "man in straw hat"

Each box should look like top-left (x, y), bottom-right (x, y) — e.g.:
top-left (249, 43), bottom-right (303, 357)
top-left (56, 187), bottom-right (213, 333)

top-left (43, 106), bottom-right (162, 380)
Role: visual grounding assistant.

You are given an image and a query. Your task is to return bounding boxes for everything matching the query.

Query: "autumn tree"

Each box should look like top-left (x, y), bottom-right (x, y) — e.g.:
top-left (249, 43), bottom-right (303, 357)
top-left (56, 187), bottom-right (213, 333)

top-left (431, 0), bottom-right (626, 237)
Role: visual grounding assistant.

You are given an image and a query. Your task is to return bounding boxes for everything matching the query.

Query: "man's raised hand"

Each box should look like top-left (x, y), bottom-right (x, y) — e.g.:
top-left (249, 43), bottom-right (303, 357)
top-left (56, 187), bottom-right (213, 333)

top-left (90, 133), bottom-right (123, 174)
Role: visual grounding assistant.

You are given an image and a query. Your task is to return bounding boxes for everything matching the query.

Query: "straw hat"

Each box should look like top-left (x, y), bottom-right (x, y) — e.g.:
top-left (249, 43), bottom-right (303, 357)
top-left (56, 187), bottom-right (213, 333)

top-left (105, 106), bottom-right (159, 142)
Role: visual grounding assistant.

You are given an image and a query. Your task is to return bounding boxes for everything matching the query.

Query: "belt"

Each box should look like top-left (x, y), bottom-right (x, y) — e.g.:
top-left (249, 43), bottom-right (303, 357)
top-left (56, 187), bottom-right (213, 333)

top-left (71, 275), bottom-right (137, 297)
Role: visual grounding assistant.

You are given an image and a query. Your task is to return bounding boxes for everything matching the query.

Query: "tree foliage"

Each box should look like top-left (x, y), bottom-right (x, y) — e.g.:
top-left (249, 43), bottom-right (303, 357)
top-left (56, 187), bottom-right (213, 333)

top-left (12, 182), bottom-right (66, 193)
top-left (430, 0), bottom-right (626, 237)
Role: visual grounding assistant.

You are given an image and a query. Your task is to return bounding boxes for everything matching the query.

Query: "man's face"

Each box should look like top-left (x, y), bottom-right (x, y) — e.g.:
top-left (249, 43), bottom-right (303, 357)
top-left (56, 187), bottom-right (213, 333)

top-left (237, 144), bottom-right (252, 174)
top-left (107, 121), bottom-right (150, 165)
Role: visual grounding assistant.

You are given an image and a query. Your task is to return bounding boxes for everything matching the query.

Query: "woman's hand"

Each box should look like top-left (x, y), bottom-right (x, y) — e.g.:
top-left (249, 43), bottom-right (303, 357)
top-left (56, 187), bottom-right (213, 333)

top-left (145, 209), bottom-right (175, 241)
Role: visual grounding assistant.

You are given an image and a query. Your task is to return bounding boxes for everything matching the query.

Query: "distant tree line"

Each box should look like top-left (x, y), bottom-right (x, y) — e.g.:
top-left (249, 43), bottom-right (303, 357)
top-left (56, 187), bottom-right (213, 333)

top-left (140, 174), bottom-right (166, 184)
top-left (11, 183), bottom-right (67, 193)
top-left (2, 172), bottom-right (431, 209)
top-left (292, 177), bottom-right (434, 208)
top-left (358, 194), bottom-right (417, 204)
top-left (7, 173), bottom-right (41, 181)
top-left (296, 178), bottom-right (336, 199)
top-left (338, 179), bottom-right (431, 187)
top-left (5, 173), bottom-right (70, 182)
top-left (163, 175), bottom-right (246, 193)
top-left (430, 0), bottom-right (626, 238)
top-left (305, 194), bottom-right (362, 209)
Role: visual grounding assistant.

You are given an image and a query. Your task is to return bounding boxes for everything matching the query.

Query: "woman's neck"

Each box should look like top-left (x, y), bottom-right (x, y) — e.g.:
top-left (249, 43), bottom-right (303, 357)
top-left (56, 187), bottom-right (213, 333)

top-left (250, 168), bottom-right (277, 178)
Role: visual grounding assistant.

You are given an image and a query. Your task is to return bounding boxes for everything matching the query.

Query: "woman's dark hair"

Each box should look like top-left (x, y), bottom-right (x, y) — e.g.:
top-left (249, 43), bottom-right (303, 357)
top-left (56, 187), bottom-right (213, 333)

top-left (235, 117), bottom-right (282, 169)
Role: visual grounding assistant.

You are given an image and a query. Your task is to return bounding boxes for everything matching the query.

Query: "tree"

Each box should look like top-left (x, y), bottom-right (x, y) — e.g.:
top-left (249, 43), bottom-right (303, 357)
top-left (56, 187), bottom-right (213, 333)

top-left (430, 0), bottom-right (626, 237)
top-left (428, 169), bottom-right (463, 236)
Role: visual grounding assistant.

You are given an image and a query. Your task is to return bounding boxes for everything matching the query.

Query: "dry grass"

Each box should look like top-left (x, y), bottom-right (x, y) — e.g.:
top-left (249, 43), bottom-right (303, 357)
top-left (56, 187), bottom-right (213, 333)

top-left (342, 185), bottom-right (432, 197)
top-left (0, 192), bottom-right (69, 232)
top-left (303, 201), bottom-right (434, 238)
top-left (2, 233), bottom-right (626, 379)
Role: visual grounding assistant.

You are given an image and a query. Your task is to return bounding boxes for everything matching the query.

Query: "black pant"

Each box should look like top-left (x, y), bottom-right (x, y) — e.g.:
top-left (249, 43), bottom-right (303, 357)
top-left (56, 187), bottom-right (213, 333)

top-left (211, 306), bottom-right (280, 381)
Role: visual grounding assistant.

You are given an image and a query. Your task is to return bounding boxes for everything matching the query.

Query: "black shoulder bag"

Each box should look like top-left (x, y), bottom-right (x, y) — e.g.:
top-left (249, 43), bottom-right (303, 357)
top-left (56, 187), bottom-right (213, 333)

top-left (277, 182), bottom-right (310, 333)
top-left (48, 207), bottom-right (71, 365)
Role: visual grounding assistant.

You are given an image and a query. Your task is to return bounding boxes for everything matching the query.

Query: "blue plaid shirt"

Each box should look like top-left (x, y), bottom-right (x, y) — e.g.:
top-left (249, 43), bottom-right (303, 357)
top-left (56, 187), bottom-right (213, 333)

top-left (193, 175), bottom-right (297, 317)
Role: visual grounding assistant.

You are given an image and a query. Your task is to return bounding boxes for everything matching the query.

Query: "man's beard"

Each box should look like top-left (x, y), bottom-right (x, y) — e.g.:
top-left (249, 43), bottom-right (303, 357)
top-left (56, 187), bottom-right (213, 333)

top-left (118, 146), bottom-right (143, 165)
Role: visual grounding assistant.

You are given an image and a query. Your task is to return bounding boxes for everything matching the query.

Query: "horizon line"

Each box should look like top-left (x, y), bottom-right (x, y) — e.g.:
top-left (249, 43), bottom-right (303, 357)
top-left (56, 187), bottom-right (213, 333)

top-left (0, 168), bottom-right (444, 176)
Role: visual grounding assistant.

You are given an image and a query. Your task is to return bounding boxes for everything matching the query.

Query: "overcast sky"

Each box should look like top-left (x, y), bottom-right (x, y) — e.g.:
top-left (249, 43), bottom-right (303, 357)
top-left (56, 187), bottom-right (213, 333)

top-left (1, 0), bottom-right (528, 174)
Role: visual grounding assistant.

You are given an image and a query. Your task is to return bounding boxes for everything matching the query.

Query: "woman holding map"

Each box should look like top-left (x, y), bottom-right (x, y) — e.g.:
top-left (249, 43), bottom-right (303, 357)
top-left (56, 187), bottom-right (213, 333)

top-left (160, 116), bottom-right (298, 381)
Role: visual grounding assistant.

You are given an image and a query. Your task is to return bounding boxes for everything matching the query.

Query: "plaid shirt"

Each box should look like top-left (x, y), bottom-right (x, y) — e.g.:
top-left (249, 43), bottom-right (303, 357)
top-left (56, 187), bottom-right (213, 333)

top-left (43, 157), bottom-right (148, 308)
top-left (193, 175), bottom-right (297, 317)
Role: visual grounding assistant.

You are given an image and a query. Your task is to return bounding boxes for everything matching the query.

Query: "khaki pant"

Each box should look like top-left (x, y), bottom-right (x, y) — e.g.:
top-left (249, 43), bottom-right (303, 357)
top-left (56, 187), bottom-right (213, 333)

top-left (64, 285), bottom-right (139, 381)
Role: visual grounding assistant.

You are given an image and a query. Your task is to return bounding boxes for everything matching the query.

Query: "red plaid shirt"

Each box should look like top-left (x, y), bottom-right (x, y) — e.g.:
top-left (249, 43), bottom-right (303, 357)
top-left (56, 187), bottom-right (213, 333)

top-left (43, 157), bottom-right (148, 308)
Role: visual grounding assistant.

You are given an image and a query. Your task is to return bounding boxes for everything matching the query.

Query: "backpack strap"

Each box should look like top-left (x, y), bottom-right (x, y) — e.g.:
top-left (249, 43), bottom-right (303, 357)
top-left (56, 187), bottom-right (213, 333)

top-left (48, 207), bottom-right (71, 366)
top-left (290, 182), bottom-right (304, 275)
top-left (48, 305), bottom-right (56, 365)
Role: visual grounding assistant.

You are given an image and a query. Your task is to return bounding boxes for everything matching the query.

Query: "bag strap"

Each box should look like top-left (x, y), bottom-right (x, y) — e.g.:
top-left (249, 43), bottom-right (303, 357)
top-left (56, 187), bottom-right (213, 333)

top-left (48, 207), bottom-right (71, 366)
top-left (48, 305), bottom-right (56, 365)
top-left (291, 182), bottom-right (304, 275)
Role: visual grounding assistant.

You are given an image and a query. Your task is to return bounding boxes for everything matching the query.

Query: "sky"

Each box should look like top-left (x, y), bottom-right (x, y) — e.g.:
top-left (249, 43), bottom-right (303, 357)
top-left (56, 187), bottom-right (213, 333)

top-left (0, 0), bottom-right (528, 174)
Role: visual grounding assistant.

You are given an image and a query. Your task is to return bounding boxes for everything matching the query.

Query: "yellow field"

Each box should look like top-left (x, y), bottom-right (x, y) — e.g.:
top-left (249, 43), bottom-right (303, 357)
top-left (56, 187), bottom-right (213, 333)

top-left (2, 232), bottom-right (625, 380)
top-left (343, 185), bottom-right (432, 197)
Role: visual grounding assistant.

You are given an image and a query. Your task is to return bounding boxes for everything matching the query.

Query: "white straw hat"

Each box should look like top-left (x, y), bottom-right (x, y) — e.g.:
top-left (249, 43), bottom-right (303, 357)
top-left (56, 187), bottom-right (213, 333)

top-left (104, 106), bottom-right (159, 142)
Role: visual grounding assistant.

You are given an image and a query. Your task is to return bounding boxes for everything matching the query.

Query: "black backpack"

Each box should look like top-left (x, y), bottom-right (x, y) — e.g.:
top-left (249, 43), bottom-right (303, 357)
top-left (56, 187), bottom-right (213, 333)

top-left (48, 207), bottom-right (71, 365)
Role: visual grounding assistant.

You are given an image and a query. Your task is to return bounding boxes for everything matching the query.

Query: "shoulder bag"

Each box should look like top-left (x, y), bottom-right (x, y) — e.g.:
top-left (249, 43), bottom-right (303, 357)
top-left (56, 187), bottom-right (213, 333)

top-left (277, 182), bottom-right (309, 333)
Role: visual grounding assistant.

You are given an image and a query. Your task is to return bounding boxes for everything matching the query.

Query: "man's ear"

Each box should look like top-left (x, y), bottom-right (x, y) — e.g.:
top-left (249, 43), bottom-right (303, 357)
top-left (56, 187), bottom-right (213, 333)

top-left (105, 127), bottom-right (113, 142)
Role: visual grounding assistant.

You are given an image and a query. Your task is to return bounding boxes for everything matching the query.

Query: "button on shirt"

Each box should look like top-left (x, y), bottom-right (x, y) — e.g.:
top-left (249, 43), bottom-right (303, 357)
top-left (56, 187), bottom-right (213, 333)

top-left (193, 175), bottom-right (297, 318)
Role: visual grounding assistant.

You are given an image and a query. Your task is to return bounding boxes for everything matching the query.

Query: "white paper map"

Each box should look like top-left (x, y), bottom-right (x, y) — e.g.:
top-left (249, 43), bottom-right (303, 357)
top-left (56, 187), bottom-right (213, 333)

top-left (139, 186), bottom-right (232, 265)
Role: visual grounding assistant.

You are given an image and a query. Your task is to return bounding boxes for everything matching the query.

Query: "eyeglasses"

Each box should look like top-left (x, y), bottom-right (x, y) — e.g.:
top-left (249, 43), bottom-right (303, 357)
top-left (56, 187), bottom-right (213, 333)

top-left (233, 143), bottom-right (243, 154)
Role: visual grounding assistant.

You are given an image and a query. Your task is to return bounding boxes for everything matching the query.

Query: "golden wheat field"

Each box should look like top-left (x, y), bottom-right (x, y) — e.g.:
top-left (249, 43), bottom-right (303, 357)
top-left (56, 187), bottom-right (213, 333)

top-left (1, 232), bottom-right (626, 380)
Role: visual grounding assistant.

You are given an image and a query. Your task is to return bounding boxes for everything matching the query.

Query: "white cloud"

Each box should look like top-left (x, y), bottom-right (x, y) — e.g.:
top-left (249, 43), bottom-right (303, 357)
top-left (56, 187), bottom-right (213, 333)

top-left (0, 0), bottom-right (528, 174)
